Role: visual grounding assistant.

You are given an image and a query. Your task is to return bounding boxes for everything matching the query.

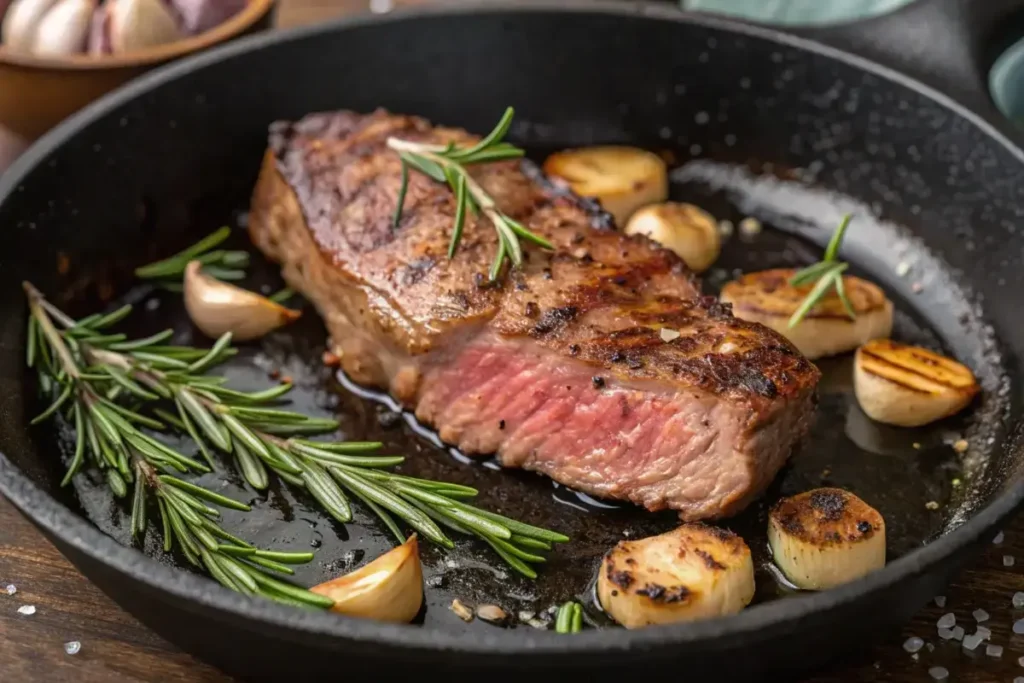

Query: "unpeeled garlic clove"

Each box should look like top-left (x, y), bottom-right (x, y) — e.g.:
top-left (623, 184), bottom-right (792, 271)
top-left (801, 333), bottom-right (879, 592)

top-left (105, 0), bottom-right (181, 54)
top-left (86, 0), bottom-right (110, 54)
top-left (183, 260), bottom-right (301, 342)
top-left (2, 0), bottom-right (58, 52)
top-left (31, 0), bottom-right (93, 56)
top-left (310, 536), bottom-right (423, 623)
top-left (168, 0), bottom-right (246, 35)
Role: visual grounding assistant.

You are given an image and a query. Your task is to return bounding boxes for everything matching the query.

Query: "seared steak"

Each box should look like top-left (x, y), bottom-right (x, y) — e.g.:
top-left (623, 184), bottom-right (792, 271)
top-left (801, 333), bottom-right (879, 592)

top-left (248, 110), bottom-right (820, 520)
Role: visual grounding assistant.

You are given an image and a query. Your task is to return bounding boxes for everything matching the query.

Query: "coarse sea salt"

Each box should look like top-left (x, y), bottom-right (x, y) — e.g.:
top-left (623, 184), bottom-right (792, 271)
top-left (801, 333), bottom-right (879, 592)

top-left (16, 605), bottom-right (35, 616)
top-left (937, 627), bottom-right (954, 640)
top-left (974, 608), bottom-right (990, 622)
top-left (934, 595), bottom-right (946, 608)
top-left (63, 641), bottom-right (80, 656)
top-left (995, 531), bottom-right (1006, 544)
top-left (928, 666), bottom-right (949, 681)
top-left (903, 636), bottom-right (924, 653)
top-left (986, 643), bottom-right (1004, 658)
top-left (4, 584), bottom-right (14, 596)
top-left (952, 626), bottom-right (965, 641)
top-left (937, 613), bottom-right (956, 629)
top-left (962, 632), bottom-right (985, 651)
top-left (1014, 618), bottom-right (1024, 635)
top-left (1007, 555), bottom-right (1017, 567)
top-left (1014, 592), bottom-right (1024, 609)
top-left (976, 625), bottom-right (992, 640)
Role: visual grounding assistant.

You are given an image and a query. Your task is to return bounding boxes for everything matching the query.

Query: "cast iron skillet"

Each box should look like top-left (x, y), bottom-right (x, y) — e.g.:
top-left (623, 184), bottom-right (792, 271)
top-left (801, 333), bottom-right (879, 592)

top-left (3, 0), bottom-right (1024, 679)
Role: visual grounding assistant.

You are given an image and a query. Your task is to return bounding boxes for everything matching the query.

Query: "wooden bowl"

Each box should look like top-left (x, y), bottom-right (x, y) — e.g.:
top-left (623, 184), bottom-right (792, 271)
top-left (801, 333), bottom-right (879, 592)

top-left (0, 0), bottom-right (276, 140)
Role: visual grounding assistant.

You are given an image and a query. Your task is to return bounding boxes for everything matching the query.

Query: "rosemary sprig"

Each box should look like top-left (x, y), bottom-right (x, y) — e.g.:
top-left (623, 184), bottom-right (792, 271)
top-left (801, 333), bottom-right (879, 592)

top-left (135, 226), bottom-right (250, 288)
top-left (555, 601), bottom-right (583, 633)
top-left (24, 283), bottom-right (330, 610)
top-left (387, 107), bottom-right (554, 281)
top-left (27, 287), bottom-right (568, 577)
top-left (788, 214), bottom-right (856, 328)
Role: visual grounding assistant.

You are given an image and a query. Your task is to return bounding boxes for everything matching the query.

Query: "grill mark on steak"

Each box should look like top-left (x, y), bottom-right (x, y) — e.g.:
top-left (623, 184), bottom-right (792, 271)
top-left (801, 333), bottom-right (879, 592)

top-left (248, 108), bottom-right (821, 520)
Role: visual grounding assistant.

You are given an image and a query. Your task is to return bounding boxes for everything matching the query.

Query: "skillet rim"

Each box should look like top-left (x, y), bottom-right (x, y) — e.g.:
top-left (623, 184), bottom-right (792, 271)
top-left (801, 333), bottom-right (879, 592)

top-left (1, 0), bottom-right (1022, 656)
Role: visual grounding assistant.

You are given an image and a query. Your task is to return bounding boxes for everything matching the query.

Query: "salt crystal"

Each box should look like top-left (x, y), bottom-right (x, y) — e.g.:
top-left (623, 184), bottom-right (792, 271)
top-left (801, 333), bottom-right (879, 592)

top-left (934, 595), bottom-right (946, 608)
top-left (986, 643), bottom-right (1003, 658)
top-left (64, 641), bottom-right (80, 655)
top-left (17, 605), bottom-right (35, 616)
top-left (976, 625), bottom-right (992, 640)
top-left (1019, 655), bottom-right (1024, 666)
top-left (1006, 555), bottom-right (1016, 567)
top-left (896, 261), bottom-right (910, 277)
top-left (903, 636), bottom-right (924, 653)
top-left (962, 632), bottom-right (984, 651)
top-left (1016, 678), bottom-right (1024, 683)
top-left (926, 642), bottom-right (934, 652)
top-left (1014, 592), bottom-right (1024, 608)
top-left (1014, 618), bottom-right (1024, 634)
top-left (994, 531), bottom-right (1005, 544)
top-left (974, 608), bottom-right (990, 622)
top-left (739, 217), bottom-right (762, 236)
top-left (660, 328), bottom-right (681, 343)
top-left (952, 626), bottom-right (965, 641)
top-left (4, 584), bottom-right (15, 596)
top-left (928, 666), bottom-right (949, 681)
top-left (937, 613), bottom-right (956, 629)
top-left (937, 627), bottom-right (954, 640)
top-left (925, 501), bottom-right (939, 510)
top-left (718, 220), bottom-right (734, 237)
top-left (144, 298), bottom-right (160, 312)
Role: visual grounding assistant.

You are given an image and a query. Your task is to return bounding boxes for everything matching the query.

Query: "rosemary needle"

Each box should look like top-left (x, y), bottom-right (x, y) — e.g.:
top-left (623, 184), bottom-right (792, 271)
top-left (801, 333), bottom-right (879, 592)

top-left (387, 107), bottom-right (554, 281)
top-left (135, 227), bottom-right (249, 284)
top-left (788, 214), bottom-right (856, 328)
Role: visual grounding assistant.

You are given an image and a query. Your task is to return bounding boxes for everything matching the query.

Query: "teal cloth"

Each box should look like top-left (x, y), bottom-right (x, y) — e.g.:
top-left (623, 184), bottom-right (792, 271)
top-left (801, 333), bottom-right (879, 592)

top-left (681, 0), bottom-right (914, 26)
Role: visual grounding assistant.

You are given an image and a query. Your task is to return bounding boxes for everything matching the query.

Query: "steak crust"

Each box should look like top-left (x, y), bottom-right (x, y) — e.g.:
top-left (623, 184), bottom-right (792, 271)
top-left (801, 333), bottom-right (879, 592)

top-left (249, 109), bottom-right (820, 520)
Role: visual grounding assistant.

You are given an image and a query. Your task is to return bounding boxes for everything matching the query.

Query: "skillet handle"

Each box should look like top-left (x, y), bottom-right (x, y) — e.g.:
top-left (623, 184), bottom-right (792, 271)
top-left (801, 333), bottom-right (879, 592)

top-left (783, 0), bottom-right (1024, 131)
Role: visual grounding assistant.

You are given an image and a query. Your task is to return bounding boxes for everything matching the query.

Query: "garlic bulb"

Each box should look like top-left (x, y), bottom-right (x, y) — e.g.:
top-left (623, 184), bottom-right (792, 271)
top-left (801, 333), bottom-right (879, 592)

top-left (169, 0), bottom-right (247, 35)
top-left (310, 536), bottom-right (424, 623)
top-left (2, 0), bottom-right (58, 52)
top-left (183, 261), bottom-right (300, 341)
top-left (105, 0), bottom-right (181, 54)
top-left (31, 0), bottom-right (93, 56)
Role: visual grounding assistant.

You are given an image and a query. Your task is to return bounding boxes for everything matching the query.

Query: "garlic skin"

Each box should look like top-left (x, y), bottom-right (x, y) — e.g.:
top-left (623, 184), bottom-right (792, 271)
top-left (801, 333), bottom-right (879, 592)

top-left (310, 536), bottom-right (423, 623)
top-left (86, 0), bottom-right (110, 54)
top-left (183, 261), bottom-right (300, 342)
top-left (105, 0), bottom-right (181, 54)
top-left (169, 0), bottom-right (247, 35)
top-left (31, 0), bottom-right (93, 56)
top-left (2, 0), bottom-right (58, 52)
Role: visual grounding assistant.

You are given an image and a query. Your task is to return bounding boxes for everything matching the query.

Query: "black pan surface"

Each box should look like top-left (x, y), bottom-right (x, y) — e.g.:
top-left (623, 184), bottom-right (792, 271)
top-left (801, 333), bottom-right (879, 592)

top-left (2, 1), bottom-right (1024, 680)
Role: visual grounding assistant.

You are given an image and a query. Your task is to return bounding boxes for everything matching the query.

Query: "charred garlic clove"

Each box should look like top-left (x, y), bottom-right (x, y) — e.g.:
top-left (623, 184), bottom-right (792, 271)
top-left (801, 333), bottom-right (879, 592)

top-left (624, 202), bottom-right (721, 272)
top-left (543, 146), bottom-right (668, 227)
top-left (720, 268), bottom-right (893, 360)
top-left (768, 488), bottom-right (885, 591)
top-left (597, 523), bottom-right (755, 628)
top-left (103, 0), bottom-right (181, 54)
top-left (2, 0), bottom-right (58, 52)
top-left (183, 261), bottom-right (300, 341)
top-left (854, 339), bottom-right (979, 427)
top-left (31, 0), bottom-right (93, 56)
top-left (310, 536), bottom-right (423, 623)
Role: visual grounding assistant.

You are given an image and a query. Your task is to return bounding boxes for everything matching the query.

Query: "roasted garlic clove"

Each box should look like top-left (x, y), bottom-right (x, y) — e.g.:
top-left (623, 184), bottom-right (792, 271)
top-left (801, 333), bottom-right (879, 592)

top-left (597, 523), bottom-right (755, 628)
top-left (104, 0), bottom-right (181, 54)
top-left (768, 488), bottom-right (885, 591)
top-left (31, 0), bottom-right (93, 56)
top-left (624, 202), bottom-right (721, 272)
top-left (2, 0), bottom-right (58, 52)
top-left (854, 339), bottom-right (979, 427)
top-left (720, 268), bottom-right (893, 360)
top-left (168, 0), bottom-right (246, 35)
top-left (183, 261), bottom-right (300, 341)
top-left (310, 536), bottom-right (423, 623)
top-left (543, 146), bottom-right (668, 226)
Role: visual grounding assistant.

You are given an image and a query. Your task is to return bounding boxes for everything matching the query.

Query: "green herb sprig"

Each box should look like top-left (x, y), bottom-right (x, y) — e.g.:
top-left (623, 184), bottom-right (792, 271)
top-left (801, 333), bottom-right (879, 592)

top-left (555, 601), bottom-right (584, 633)
top-left (135, 226), bottom-right (250, 290)
top-left (26, 285), bottom-right (567, 578)
top-left (24, 282), bottom-right (329, 609)
top-left (788, 214), bottom-right (856, 328)
top-left (387, 107), bottom-right (554, 281)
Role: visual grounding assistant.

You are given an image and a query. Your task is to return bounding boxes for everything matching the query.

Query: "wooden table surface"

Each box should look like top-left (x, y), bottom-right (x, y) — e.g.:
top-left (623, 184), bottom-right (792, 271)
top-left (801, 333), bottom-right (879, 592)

top-left (3, 2), bottom-right (1024, 681)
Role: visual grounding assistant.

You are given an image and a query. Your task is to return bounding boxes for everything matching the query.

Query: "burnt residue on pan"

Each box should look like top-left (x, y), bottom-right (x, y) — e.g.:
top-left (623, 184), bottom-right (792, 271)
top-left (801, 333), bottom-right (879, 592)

top-left (37, 158), bottom-right (1009, 634)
